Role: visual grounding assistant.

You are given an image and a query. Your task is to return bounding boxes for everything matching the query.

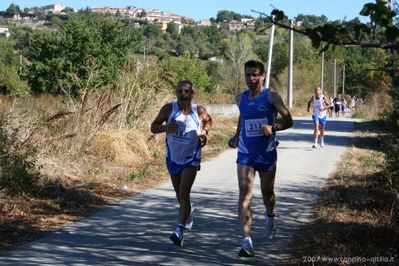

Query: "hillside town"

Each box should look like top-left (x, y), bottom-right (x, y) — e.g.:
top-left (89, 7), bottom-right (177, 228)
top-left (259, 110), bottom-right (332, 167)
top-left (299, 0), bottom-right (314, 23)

top-left (0, 3), bottom-right (257, 35)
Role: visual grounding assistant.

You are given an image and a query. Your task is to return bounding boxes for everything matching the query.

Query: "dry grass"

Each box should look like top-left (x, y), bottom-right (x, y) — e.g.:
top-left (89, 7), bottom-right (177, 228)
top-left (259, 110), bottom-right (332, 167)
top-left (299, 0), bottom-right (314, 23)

top-left (90, 129), bottom-right (151, 166)
top-left (194, 91), bottom-right (236, 104)
top-left (290, 120), bottom-right (398, 264)
top-left (352, 91), bottom-right (393, 120)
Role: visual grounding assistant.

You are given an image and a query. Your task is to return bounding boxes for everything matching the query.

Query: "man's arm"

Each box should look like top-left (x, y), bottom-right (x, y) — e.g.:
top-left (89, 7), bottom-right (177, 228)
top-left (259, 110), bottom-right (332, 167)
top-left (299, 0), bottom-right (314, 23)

top-left (269, 91), bottom-right (293, 132)
top-left (197, 105), bottom-right (212, 147)
top-left (197, 105), bottom-right (212, 135)
top-left (307, 97), bottom-right (313, 112)
top-left (150, 103), bottom-right (174, 134)
top-left (323, 97), bottom-right (330, 109)
top-left (228, 93), bottom-right (242, 148)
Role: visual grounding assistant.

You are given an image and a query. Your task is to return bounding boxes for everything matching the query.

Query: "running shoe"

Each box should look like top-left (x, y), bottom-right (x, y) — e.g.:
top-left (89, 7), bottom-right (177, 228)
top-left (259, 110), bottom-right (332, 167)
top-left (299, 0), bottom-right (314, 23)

top-left (320, 138), bottom-right (325, 148)
top-left (170, 225), bottom-right (184, 246)
top-left (312, 143), bottom-right (318, 148)
top-left (238, 237), bottom-right (255, 257)
top-left (265, 212), bottom-right (276, 240)
top-left (185, 204), bottom-right (195, 230)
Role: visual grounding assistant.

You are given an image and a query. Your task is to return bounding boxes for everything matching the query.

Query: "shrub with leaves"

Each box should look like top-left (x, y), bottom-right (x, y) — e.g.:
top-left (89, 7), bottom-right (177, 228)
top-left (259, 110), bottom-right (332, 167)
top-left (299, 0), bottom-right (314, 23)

top-left (161, 54), bottom-right (211, 92)
top-left (0, 115), bottom-right (39, 195)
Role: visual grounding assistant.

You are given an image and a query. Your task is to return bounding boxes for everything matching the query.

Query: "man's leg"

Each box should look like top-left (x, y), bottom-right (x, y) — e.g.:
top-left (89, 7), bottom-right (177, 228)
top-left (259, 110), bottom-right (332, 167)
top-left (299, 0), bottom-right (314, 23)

top-left (237, 164), bottom-right (256, 257)
top-left (178, 166), bottom-right (197, 225)
top-left (313, 120), bottom-right (319, 147)
top-left (259, 167), bottom-right (276, 216)
top-left (169, 166), bottom-right (197, 246)
top-left (170, 174), bottom-right (181, 203)
top-left (260, 167), bottom-right (277, 239)
top-left (237, 164), bottom-right (256, 237)
top-left (320, 124), bottom-right (325, 145)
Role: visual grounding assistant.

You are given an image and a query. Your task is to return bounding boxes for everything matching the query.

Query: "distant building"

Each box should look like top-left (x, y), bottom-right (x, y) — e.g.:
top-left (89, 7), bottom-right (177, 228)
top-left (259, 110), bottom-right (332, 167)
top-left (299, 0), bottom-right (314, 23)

top-left (241, 18), bottom-right (252, 24)
top-left (43, 3), bottom-right (66, 13)
top-left (154, 21), bottom-right (168, 31)
top-left (0, 25), bottom-right (10, 38)
top-left (228, 20), bottom-right (244, 31)
top-left (244, 20), bottom-right (256, 31)
top-left (295, 20), bottom-right (304, 27)
top-left (198, 19), bottom-right (211, 27)
top-left (176, 23), bottom-right (185, 34)
top-left (90, 6), bottom-right (194, 25)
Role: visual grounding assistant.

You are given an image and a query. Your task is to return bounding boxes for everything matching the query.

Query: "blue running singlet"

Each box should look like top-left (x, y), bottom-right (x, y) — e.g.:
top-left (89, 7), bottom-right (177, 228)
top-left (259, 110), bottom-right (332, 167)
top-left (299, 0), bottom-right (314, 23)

top-left (237, 89), bottom-right (279, 172)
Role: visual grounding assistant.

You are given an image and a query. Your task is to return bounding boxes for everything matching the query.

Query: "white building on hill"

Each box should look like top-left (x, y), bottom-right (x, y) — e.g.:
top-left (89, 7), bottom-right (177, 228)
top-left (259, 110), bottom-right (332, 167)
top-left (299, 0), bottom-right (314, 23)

top-left (43, 4), bottom-right (66, 13)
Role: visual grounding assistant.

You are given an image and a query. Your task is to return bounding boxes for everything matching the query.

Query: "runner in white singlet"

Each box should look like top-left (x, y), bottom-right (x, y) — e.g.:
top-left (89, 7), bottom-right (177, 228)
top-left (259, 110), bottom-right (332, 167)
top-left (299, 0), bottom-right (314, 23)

top-left (151, 80), bottom-right (212, 247)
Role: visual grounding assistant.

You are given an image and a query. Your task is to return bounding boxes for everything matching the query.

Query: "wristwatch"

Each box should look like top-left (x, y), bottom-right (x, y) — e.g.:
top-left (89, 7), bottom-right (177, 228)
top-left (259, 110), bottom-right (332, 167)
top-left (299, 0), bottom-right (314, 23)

top-left (272, 124), bottom-right (278, 132)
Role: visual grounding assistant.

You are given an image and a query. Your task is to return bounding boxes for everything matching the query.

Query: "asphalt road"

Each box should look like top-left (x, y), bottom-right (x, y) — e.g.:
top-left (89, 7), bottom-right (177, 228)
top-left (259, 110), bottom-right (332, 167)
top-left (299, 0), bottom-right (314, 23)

top-left (0, 116), bottom-right (356, 266)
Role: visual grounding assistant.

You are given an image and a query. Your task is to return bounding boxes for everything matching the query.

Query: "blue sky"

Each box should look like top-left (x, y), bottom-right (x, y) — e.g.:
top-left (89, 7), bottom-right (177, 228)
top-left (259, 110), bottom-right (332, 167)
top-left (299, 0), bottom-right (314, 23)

top-left (1, 1), bottom-right (373, 22)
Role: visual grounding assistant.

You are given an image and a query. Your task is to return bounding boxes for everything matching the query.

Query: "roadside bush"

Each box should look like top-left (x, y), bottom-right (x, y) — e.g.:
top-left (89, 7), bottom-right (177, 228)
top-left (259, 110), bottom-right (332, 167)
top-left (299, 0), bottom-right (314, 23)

top-left (161, 54), bottom-right (211, 92)
top-left (0, 115), bottom-right (39, 195)
top-left (0, 63), bottom-right (30, 97)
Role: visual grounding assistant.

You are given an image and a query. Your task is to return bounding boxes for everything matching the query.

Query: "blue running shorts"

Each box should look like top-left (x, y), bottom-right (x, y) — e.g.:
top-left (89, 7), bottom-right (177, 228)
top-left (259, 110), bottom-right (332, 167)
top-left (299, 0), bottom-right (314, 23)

top-left (166, 157), bottom-right (200, 175)
top-left (312, 115), bottom-right (327, 126)
top-left (237, 151), bottom-right (277, 172)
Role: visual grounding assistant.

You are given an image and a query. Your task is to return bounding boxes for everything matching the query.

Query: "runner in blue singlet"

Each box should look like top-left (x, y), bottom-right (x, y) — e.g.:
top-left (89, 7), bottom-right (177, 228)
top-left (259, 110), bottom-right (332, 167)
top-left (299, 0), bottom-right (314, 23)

top-left (228, 60), bottom-right (293, 257)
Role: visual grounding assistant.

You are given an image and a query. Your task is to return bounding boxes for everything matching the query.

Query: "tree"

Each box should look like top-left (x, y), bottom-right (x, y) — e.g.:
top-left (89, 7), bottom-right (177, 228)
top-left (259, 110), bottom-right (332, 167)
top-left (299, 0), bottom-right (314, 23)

top-left (216, 10), bottom-right (253, 23)
top-left (176, 35), bottom-right (197, 56)
top-left (263, 1), bottom-right (398, 50)
top-left (6, 4), bottom-right (21, 17)
top-left (162, 55), bottom-right (211, 92)
top-left (166, 22), bottom-right (178, 35)
top-left (295, 14), bottom-right (328, 28)
top-left (220, 32), bottom-right (258, 94)
top-left (25, 13), bottom-right (140, 94)
top-left (9, 26), bottom-right (34, 53)
top-left (138, 10), bottom-right (147, 18)
top-left (115, 9), bottom-right (122, 18)
top-left (0, 39), bottom-right (30, 96)
top-left (62, 7), bottom-right (75, 14)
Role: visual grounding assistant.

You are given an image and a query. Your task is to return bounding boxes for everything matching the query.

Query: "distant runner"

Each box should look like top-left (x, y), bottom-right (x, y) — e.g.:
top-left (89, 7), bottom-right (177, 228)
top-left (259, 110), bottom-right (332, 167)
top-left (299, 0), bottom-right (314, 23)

top-left (328, 95), bottom-right (334, 118)
top-left (307, 87), bottom-right (330, 148)
top-left (341, 96), bottom-right (347, 117)
top-left (333, 94), bottom-right (342, 118)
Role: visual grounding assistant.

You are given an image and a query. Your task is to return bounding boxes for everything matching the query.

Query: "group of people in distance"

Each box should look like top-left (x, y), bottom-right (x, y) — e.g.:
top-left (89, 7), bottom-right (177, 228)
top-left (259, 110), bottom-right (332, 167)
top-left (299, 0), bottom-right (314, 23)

top-left (152, 59), bottom-right (363, 258)
top-left (324, 94), bottom-right (363, 119)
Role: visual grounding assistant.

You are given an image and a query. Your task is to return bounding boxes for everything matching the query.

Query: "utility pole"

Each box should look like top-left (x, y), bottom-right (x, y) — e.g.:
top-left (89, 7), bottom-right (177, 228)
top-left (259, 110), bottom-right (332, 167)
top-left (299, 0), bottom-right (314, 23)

top-left (333, 59), bottom-right (337, 97)
top-left (342, 65), bottom-right (345, 95)
top-left (320, 52), bottom-right (324, 93)
top-left (265, 17), bottom-right (275, 88)
top-left (287, 20), bottom-right (293, 108)
top-left (19, 54), bottom-right (22, 75)
top-left (143, 45), bottom-right (146, 66)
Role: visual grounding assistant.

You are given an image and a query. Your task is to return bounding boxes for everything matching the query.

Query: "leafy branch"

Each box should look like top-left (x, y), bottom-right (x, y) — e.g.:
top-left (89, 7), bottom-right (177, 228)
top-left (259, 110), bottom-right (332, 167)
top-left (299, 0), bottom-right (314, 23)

top-left (253, 0), bottom-right (399, 51)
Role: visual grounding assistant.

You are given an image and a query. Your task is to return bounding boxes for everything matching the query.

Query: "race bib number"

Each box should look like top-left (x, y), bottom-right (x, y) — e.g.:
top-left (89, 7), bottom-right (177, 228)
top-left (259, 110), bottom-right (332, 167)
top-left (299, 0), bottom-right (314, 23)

top-left (245, 118), bottom-right (268, 137)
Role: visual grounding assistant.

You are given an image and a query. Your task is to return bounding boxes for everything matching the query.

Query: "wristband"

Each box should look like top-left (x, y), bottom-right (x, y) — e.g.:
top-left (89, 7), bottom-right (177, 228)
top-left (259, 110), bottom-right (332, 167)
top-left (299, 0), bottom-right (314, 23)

top-left (272, 124), bottom-right (278, 132)
top-left (202, 128), bottom-right (209, 135)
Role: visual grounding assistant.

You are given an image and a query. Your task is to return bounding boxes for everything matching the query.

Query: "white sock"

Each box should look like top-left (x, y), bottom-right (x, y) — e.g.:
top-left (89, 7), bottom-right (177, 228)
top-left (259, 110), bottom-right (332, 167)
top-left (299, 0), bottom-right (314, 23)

top-left (242, 236), bottom-right (252, 247)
